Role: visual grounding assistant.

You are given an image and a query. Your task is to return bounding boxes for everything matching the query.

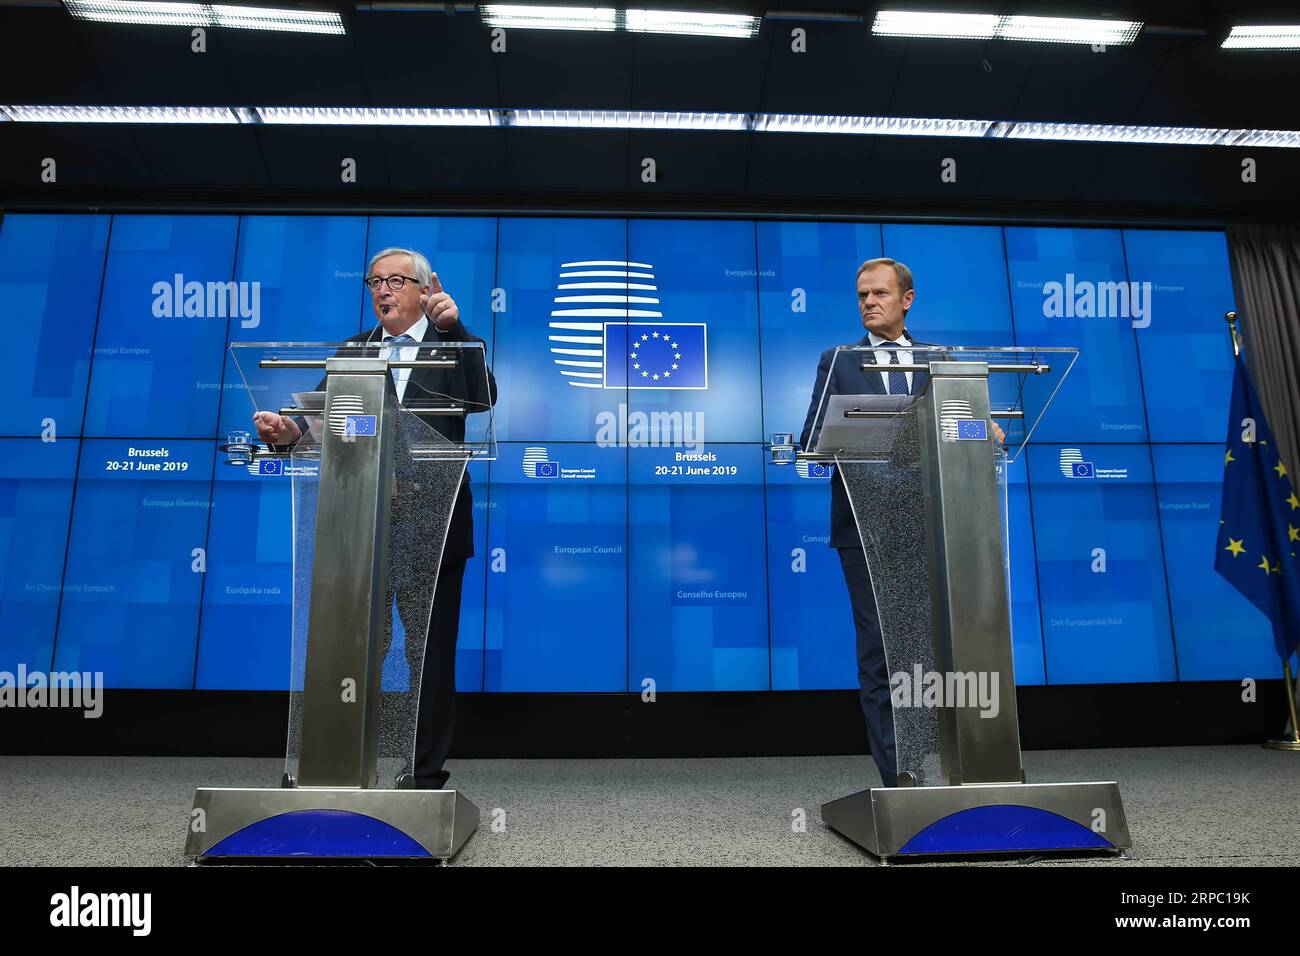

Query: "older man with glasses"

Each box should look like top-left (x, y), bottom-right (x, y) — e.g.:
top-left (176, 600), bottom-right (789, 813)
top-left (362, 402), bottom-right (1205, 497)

top-left (253, 247), bottom-right (497, 791)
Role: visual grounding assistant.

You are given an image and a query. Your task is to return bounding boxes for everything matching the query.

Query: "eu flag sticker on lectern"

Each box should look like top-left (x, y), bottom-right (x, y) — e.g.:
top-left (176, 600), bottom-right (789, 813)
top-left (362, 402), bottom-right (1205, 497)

top-left (795, 459), bottom-right (832, 479)
top-left (258, 459), bottom-right (282, 476)
top-left (956, 419), bottom-right (988, 441)
top-left (605, 323), bottom-right (707, 390)
top-left (344, 415), bottom-right (376, 437)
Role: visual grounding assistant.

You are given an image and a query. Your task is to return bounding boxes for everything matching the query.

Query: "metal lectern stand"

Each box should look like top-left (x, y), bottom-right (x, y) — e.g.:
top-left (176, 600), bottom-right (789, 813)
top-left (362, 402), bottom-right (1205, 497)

top-left (185, 340), bottom-right (495, 863)
top-left (795, 346), bottom-right (1131, 861)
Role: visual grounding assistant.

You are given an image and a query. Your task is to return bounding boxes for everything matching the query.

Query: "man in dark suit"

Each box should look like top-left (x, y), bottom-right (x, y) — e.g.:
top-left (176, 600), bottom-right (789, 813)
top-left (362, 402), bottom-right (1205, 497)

top-left (253, 247), bottom-right (497, 790)
top-left (799, 257), bottom-right (999, 788)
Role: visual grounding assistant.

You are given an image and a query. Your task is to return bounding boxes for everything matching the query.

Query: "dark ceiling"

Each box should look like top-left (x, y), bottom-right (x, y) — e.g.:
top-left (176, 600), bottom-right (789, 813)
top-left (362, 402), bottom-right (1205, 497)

top-left (1, 0), bottom-right (1298, 222)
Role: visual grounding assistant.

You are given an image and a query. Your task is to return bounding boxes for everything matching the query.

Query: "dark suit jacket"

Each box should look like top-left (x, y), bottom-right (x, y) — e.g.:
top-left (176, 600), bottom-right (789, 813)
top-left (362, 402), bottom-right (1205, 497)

top-left (280, 318), bottom-right (498, 565)
top-left (349, 319), bottom-right (497, 564)
top-left (344, 318), bottom-right (498, 445)
top-left (798, 331), bottom-right (938, 549)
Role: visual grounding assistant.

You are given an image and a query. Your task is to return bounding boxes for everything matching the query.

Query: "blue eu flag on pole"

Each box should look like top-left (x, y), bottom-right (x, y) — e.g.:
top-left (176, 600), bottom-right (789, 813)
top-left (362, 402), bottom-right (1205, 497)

top-left (1214, 355), bottom-right (1300, 661)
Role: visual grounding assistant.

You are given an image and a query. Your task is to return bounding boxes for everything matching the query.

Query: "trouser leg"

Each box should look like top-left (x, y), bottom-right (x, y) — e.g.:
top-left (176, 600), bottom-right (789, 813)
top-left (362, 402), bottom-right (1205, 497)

top-left (398, 558), bottom-right (467, 788)
top-left (837, 546), bottom-right (897, 788)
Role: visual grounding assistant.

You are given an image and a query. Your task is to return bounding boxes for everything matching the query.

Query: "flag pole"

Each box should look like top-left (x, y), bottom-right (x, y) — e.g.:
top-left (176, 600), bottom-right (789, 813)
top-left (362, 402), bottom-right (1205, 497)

top-left (1229, 311), bottom-right (1300, 751)
top-left (1263, 659), bottom-right (1300, 751)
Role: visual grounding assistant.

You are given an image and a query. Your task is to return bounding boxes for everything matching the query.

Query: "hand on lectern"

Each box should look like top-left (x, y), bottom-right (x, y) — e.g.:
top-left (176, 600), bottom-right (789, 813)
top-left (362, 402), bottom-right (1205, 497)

top-left (420, 272), bottom-right (459, 331)
top-left (991, 420), bottom-right (1006, 445)
top-left (253, 411), bottom-right (302, 446)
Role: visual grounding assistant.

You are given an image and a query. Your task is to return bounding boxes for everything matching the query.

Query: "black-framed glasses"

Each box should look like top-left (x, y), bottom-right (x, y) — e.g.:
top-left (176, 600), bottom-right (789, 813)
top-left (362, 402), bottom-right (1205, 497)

top-left (364, 274), bottom-right (420, 292)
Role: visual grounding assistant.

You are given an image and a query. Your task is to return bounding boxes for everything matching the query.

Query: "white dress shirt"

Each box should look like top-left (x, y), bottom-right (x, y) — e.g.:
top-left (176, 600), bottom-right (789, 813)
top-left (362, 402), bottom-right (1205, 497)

top-left (868, 330), bottom-right (913, 394)
top-left (381, 315), bottom-right (428, 404)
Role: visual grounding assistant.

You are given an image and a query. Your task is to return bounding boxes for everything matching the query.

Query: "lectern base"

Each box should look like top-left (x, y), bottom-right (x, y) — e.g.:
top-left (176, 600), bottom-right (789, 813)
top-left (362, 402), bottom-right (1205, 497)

top-left (185, 786), bottom-right (479, 862)
top-left (822, 781), bottom-right (1130, 861)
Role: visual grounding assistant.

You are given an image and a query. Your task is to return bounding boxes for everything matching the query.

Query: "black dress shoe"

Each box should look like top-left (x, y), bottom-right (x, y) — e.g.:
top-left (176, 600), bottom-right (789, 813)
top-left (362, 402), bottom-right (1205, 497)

top-left (391, 758), bottom-right (411, 789)
top-left (397, 773), bottom-right (449, 791)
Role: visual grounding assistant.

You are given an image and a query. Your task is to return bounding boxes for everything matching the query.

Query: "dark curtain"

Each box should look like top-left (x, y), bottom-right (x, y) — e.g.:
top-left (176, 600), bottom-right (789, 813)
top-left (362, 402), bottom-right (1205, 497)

top-left (1226, 224), bottom-right (1300, 482)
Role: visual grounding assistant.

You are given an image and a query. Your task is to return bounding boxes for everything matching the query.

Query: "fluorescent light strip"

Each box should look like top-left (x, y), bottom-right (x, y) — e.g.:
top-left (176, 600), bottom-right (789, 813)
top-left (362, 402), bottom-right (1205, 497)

top-left (256, 107), bottom-right (497, 125)
top-left (1222, 25), bottom-right (1300, 50)
top-left (755, 114), bottom-right (993, 137)
top-left (512, 109), bottom-right (747, 130)
top-left (1229, 129), bottom-right (1300, 148)
top-left (997, 15), bottom-right (1142, 45)
top-left (209, 4), bottom-right (347, 34)
top-left (64, 0), bottom-right (208, 26)
top-left (1009, 122), bottom-right (1230, 147)
top-left (480, 5), bottom-right (757, 37)
top-left (0, 104), bottom-right (247, 123)
top-left (872, 10), bottom-right (999, 39)
top-left (63, 0), bottom-right (346, 33)
top-left (2, 105), bottom-right (1297, 148)
top-left (480, 4), bottom-right (616, 31)
top-left (624, 9), bottom-right (760, 38)
top-left (872, 10), bottom-right (1142, 45)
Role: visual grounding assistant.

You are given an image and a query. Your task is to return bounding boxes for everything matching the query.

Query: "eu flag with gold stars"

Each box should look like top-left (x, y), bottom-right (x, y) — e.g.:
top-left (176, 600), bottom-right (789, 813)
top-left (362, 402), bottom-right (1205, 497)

top-left (1214, 356), bottom-right (1300, 660)
top-left (604, 323), bottom-right (707, 389)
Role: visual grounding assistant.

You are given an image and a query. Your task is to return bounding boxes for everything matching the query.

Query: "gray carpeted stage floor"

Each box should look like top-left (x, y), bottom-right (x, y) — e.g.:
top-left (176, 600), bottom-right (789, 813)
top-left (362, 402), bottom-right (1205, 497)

top-left (2, 746), bottom-right (1297, 866)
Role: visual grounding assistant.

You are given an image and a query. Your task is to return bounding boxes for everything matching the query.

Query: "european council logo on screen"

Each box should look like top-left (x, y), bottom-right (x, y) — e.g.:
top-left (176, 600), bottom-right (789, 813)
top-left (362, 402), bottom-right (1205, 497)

top-left (547, 260), bottom-right (707, 390)
top-left (1059, 448), bottom-right (1095, 478)
top-left (523, 447), bottom-right (559, 479)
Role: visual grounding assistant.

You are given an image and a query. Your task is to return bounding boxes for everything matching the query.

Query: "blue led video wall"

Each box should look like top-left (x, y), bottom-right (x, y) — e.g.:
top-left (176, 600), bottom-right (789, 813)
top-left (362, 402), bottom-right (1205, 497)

top-left (0, 212), bottom-right (1282, 692)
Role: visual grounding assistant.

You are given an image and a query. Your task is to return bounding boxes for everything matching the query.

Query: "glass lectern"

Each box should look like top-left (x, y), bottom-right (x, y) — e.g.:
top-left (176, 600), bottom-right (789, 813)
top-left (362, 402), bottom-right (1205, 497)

top-left (185, 339), bottom-right (495, 862)
top-left (789, 346), bottom-right (1132, 860)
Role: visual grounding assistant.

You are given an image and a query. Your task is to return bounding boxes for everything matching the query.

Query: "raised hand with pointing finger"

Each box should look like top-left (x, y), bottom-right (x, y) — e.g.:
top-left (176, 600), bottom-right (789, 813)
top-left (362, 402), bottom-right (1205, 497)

top-left (419, 272), bottom-right (459, 331)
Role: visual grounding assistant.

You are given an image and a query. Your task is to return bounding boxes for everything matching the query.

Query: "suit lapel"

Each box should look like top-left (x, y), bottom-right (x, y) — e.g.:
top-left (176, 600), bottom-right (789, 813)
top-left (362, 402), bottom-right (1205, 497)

top-left (407, 320), bottom-right (442, 402)
top-left (906, 332), bottom-right (933, 395)
top-left (838, 332), bottom-right (940, 396)
top-left (854, 334), bottom-right (885, 395)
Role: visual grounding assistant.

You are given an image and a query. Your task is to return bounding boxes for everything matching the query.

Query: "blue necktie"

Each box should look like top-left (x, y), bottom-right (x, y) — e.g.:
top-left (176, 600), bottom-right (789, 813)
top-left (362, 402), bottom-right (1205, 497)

top-left (881, 342), bottom-right (908, 395)
top-left (384, 334), bottom-right (415, 400)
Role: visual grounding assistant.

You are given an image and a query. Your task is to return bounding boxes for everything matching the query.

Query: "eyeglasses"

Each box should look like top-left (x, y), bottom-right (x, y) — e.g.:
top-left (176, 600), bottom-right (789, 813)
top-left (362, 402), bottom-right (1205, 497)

top-left (364, 274), bottom-right (420, 292)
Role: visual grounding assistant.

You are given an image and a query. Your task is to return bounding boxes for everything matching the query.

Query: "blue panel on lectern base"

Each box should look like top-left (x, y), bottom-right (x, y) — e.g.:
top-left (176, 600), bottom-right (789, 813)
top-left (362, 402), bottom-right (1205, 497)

top-left (205, 810), bottom-right (430, 858)
top-left (898, 805), bottom-right (1113, 855)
